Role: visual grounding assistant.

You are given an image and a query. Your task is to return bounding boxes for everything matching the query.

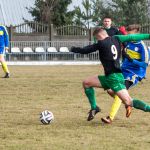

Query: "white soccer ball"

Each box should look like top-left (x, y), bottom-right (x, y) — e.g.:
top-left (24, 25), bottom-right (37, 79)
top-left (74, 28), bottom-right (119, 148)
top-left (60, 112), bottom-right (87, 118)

top-left (40, 110), bottom-right (54, 125)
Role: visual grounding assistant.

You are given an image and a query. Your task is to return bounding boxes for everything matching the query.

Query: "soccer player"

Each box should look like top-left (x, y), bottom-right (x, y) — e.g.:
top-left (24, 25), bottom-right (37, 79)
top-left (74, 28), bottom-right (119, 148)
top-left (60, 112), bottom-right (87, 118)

top-left (0, 25), bottom-right (10, 78)
top-left (71, 27), bottom-right (150, 121)
top-left (101, 24), bottom-right (149, 124)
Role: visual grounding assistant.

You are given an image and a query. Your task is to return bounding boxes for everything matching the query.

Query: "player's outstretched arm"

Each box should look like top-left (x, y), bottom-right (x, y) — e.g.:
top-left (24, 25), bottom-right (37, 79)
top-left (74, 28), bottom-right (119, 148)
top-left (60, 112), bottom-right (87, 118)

top-left (116, 34), bottom-right (150, 43)
top-left (132, 60), bottom-right (148, 68)
top-left (71, 44), bottom-right (99, 54)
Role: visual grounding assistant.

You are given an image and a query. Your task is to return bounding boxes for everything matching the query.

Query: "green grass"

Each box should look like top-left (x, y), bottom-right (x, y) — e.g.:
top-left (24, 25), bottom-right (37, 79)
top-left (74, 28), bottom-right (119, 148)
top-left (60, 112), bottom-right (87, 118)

top-left (0, 65), bottom-right (150, 150)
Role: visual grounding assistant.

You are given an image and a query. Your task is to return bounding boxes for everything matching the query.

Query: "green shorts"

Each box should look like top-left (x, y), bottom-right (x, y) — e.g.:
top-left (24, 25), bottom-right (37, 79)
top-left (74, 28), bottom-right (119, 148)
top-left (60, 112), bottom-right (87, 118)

top-left (98, 73), bottom-right (126, 92)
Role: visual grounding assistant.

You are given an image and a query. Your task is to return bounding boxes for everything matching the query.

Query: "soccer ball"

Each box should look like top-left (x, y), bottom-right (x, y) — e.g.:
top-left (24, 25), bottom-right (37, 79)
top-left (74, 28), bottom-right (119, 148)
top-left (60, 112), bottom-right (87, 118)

top-left (40, 110), bottom-right (54, 125)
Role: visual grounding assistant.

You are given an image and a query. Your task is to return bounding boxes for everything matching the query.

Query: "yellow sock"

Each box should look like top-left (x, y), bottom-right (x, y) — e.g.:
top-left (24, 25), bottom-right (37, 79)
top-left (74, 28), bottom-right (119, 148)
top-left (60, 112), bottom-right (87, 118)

top-left (1, 62), bottom-right (9, 73)
top-left (109, 95), bottom-right (122, 120)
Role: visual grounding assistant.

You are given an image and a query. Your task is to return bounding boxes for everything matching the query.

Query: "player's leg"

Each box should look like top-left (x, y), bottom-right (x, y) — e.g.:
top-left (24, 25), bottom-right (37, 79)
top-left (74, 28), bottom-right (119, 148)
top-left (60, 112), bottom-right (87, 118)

top-left (108, 89), bottom-right (121, 120)
top-left (109, 80), bottom-right (132, 118)
top-left (106, 73), bottom-right (133, 116)
top-left (107, 89), bottom-right (115, 97)
top-left (115, 89), bottom-right (132, 117)
top-left (126, 75), bottom-right (150, 111)
top-left (117, 89), bottom-right (150, 113)
top-left (132, 99), bottom-right (150, 112)
top-left (101, 92), bottom-right (122, 123)
top-left (100, 73), bottom-right (131, 122)
top-left (83, 75), bottom-right (102, 109)
top-left (101, 79), bottom-right (135, 123)
top-left (115, 76), bottom-right (150, 116)
top-left (124, 78), bottom-right (150, 112)
top-left (104, 80), bottom-right (133, 120)
top-left (83, 75), bottom-right (103, 121)
top-left (0, 50), bottom-right (10, 78)
top-left (101, 90), bottom-right (132, 122)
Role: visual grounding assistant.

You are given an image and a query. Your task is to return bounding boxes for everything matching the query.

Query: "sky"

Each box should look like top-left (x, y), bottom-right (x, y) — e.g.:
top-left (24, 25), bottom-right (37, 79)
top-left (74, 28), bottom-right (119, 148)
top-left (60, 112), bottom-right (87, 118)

top-left (68, 0), bottom-right (111, 10)
top-left (68, 0), bottom-right (82, 10)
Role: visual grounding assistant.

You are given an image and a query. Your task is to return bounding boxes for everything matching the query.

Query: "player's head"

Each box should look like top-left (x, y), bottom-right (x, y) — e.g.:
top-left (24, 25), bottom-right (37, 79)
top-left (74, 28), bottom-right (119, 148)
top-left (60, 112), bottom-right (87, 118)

top-left (126, 24), bottom-right (141, 34)
top-left (93, 27), bottom-right (109, 40)
top-left (103, 17), bottom-right (112, 29)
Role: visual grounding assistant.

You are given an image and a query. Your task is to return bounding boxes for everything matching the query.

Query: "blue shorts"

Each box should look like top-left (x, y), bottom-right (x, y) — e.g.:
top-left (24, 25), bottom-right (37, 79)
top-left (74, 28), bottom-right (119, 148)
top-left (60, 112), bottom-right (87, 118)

top-left (0, 47), bottom-right (5, 54)
top-left (123, 70), bottom-right (142, 87)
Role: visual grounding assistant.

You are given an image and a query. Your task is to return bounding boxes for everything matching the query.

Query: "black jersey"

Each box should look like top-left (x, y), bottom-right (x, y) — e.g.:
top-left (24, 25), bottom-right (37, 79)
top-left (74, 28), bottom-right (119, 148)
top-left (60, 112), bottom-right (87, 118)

top-left (105, 27), bottom-right (122, 36)
top-left (72, 36), bottom-right (122, 75)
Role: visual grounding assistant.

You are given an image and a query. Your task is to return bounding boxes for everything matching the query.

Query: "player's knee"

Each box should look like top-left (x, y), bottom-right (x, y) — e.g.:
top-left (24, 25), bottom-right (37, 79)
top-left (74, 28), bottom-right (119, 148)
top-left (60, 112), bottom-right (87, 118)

top-left (0, 56), bottom-right (4, 62)
top-left (117, 90), bottom-right (132, 106)
top-left (83, 79), bottom-right (90, 88)
top-left (123, 96), bottom-right (132, 106)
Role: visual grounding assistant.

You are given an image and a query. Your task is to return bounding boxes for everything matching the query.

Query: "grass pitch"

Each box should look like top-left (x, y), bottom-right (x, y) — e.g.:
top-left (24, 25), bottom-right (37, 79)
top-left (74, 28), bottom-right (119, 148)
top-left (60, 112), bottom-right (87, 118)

top-left (0, 65), bottom-right (150, 150)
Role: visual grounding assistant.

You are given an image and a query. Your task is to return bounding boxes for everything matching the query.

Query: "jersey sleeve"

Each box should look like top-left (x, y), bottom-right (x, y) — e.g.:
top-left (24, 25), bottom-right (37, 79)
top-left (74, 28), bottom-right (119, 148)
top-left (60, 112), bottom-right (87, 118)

top-left (140, 41), bottom-right (149, 64)
top-left (72, 43), bottom-right (99, 54)
top-left (115, 34), bottom-right (150, 43)
top-left (2, 26), bottom-right (9, 47)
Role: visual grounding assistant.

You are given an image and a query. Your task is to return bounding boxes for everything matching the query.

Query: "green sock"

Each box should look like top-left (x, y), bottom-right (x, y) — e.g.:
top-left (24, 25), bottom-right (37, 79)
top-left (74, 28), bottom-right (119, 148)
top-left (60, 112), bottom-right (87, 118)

top-left (85, 87), bottom-right (97, 110)
top-left (133, 99), bottom-right (150, 112)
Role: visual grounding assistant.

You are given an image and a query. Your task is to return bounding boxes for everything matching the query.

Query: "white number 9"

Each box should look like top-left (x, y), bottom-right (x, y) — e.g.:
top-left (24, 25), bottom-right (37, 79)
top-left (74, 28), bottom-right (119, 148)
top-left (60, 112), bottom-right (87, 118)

top-left (111, 45), bottom-right (118, 60)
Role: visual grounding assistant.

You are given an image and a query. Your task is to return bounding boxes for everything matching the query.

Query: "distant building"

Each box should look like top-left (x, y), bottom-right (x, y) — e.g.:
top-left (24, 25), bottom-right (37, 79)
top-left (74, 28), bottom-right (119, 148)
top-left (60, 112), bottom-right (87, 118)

top-left (0, 0), bottom-right (35, 26)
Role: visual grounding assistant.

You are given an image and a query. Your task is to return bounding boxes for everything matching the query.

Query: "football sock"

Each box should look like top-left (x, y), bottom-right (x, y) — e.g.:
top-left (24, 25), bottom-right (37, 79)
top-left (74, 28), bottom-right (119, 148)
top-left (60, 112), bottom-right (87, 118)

top-left (1, 62), bottom-right (9, 73)
top-left (109, 95), bottom-right (122, 120)
top-left (133, 99), bottom-right (150, 112)
top-left (85, 87), bottom-right (97, 110)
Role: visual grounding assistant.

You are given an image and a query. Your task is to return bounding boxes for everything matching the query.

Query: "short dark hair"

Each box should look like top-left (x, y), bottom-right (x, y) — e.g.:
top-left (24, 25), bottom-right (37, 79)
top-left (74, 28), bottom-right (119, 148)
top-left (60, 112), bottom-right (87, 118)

top-left (103, 16), bottom-right (112, 21)
top-left (93, 27), bottom-right (105, 36)
top-left (126, 24), bottom-right (141, 32)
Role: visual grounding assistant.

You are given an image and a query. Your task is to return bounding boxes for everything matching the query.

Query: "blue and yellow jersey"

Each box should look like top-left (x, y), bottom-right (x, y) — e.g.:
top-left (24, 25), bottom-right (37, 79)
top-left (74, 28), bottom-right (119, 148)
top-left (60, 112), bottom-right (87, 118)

top-left (0, 25), bottom-right (9, 48)
top-left (121, 40), bottom-right (149, 80)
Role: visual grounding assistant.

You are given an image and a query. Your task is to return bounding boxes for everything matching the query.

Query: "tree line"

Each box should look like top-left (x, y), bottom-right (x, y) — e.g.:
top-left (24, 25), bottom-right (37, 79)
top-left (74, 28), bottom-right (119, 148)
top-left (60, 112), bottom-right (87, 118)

top-left (28, 0), bottom-right (150, 28)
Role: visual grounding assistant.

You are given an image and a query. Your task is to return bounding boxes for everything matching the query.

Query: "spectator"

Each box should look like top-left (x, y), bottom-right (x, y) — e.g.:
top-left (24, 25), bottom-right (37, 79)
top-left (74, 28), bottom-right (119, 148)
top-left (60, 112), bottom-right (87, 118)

top-left (102, 17), bottom-right (122, 36)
